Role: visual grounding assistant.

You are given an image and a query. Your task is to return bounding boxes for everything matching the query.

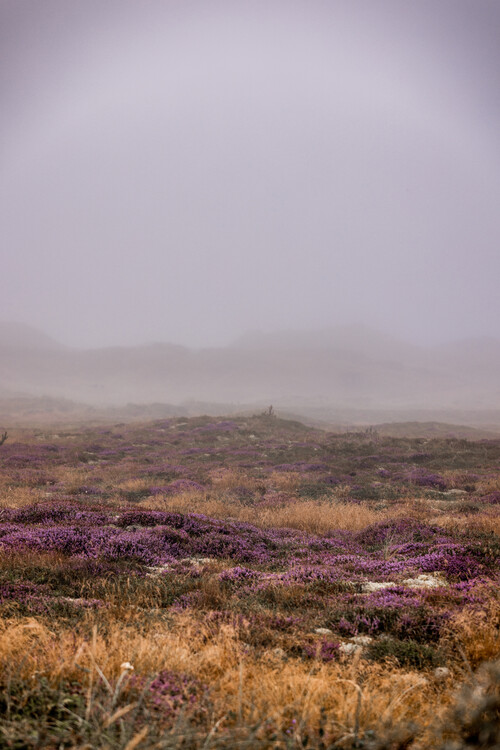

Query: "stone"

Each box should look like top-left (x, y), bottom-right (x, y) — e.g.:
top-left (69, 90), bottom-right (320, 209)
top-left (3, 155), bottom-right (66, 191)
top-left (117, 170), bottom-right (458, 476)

top-left (180, 557), bottom-right (214, 566)
top-left (314, 627), bottom-right (333, 635)
top-left (339, 643), bottom-right (362, 656)
top-left (350, 635), bottom-right (373, 646)
top-left (402, 574), bottom-right (446, 589)
top-left (362, 581), bottom-right (396, 592)
top-left (146, 564), bottom-right (171, 576)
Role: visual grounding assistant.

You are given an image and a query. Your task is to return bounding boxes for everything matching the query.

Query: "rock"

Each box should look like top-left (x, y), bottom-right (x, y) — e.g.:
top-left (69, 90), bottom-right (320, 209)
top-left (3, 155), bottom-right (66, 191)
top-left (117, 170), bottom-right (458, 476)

top-left (126, 524), bottom-right (156, 531)
top-left (314, 628), bottom-right (333, 635)
top-left (180, 557), bottom-right (214, 566)
top-left (339, 643), bottom-right (362, 656)
top-left (433, 667), bottom-right (451, 681)
top-left (443, 489), bottom-right (467, 497)
top-left (146, 564), bottom-right (171, 576)
top-left (362, 581), bottom-right (396, 592)
top-left (402, 574), bottom-right (446, 589)
top-left (350, 635), bottom-right (373, 646)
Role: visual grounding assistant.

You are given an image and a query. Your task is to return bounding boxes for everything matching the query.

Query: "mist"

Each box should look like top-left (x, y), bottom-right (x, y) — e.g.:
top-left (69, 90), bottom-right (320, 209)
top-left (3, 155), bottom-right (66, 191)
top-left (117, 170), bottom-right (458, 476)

top-left (1, 0), bottom-right (499, 351)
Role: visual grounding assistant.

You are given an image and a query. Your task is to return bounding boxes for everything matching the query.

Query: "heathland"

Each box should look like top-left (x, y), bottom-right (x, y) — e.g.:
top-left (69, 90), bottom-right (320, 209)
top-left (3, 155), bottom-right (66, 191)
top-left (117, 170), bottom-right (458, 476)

top-left (0, 413), bottom-right (499, 748)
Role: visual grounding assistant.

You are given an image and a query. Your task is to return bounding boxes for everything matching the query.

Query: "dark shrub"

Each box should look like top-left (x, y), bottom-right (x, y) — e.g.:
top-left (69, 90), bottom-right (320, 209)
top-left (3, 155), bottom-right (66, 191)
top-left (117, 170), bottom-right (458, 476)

top-left (366, 637), bottom-right (443, 669)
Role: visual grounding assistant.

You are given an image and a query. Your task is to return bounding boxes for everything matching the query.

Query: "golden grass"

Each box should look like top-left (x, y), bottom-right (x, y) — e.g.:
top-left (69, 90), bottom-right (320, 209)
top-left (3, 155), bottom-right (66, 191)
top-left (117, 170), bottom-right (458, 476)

top-left (0, 549), bottom-right (68, 575)
top-left (207, 468), bottom-right (263, 492)
top-left (54, 466), bottom-right (93, 492)
top-left (267, 471), bottom-right (302, 493)
top-left (141, 493), bottom-right (436, 534)
top-left (115, 478), bottom-right (154, 494)
top-left (0, 486), bottom-right (46, 509)
top-left (446, 591), bottom-right (500, 669)
top-left (476, 476), bottom-right (500, 494)
top-left (0, 611), bottom-right (452, 742)
top-left (255, 501), bottom-right (383, 534)
top-left (433, 509), bottom-right (500, 536)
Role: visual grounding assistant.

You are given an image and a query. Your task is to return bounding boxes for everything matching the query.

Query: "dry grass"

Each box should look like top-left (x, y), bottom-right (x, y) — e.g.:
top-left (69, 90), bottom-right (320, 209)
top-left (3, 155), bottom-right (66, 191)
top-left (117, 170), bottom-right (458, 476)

top-left (441, 470), bottom-right (481, 490)
top-left (142, 493), bottom-right (437, 534)
top-left (267, 471), bottom-right (302, 493)
top-left (116, 478), bottom-right (153, 494)
top-left (0, 611), bottom-right (451, 743)
top-left (255, 501), bottom-right (383, 534)
top-left (0, 486), bottom-right (46, 509)
top-left (434, 509), bottom-right (500, 536)
top-left (207, 468), bottom-right (264, 492)
top-left (142, 493), bottom-right (384, 532)
top-left (446, 591), bottom-right (500, 669)
top-left (476, 476), bottom-right (500, 494)
top-left (0, 549), bottom-right (67, 575)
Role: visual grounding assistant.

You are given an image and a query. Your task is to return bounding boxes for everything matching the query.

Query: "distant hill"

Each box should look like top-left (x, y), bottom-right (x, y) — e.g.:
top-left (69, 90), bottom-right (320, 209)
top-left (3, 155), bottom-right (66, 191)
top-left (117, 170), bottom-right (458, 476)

top-left (233, 325), bottom-right (419, 358)
top-left (371, 421), bottom-right (500, 440)
top-left (1, 322), bottom-right (500, 427)
top-left (0, 321), bottom-right (64, 351)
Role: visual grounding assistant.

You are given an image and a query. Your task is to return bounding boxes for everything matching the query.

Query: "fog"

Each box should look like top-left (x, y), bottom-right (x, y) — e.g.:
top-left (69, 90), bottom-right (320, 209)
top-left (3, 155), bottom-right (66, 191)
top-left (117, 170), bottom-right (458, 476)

top-left (1, 0), bottom-right (500, 351)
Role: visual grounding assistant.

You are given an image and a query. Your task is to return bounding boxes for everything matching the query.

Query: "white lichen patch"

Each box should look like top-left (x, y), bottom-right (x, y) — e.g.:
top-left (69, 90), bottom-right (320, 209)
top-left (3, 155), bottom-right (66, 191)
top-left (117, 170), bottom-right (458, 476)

top-left (339, 642), bottom-right (362, 656)
top-left (361, 581), bottom-right (396, 592)
top-left (402, 573), bottom-right (447, 588)
top-left (350, 635), bottom-right (373, 646)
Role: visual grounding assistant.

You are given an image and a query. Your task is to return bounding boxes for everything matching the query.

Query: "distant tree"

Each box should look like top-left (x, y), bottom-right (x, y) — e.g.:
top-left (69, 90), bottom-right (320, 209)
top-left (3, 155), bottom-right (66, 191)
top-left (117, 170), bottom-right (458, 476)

top-left (0, 431), bottom-right (7, 446)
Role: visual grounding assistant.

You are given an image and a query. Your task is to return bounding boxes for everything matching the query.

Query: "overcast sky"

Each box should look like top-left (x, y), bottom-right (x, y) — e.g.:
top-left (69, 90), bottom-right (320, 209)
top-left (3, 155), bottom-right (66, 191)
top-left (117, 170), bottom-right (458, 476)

top-left (1, 0), bottom-right (499, 349)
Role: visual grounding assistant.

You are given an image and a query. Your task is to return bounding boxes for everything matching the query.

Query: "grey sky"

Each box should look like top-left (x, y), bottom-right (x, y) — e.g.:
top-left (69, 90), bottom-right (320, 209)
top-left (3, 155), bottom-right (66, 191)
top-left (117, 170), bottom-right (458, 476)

top-left (1, 0), bottom-right (499, 349)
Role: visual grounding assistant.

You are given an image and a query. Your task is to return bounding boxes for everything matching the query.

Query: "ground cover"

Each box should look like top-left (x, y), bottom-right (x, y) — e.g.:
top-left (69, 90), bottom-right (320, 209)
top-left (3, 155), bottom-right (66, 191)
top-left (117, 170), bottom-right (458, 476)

top-left (0, 414), bottom-right (499, 747)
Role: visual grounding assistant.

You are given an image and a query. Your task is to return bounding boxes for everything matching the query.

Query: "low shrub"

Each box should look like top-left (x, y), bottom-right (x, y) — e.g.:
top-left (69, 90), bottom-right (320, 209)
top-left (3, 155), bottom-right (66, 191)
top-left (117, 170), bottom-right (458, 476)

top-left (366, 637), bottom-right (444, 669)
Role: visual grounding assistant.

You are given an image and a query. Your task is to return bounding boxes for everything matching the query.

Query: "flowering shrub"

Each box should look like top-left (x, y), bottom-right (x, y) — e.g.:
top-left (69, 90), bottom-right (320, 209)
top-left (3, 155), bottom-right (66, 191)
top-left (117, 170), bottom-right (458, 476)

top-left (303, 639), bottom-right (340, 662)
top-left (129, 670), bottom-right (207, 724)
top-left (408, 470), bottom-right (448, 491)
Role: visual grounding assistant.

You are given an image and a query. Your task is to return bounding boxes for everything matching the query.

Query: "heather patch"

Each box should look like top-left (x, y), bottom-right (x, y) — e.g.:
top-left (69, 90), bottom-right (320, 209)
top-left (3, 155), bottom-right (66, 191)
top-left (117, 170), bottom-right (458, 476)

top-left (0, 580), bottom-right (52, 615)
top-left (1, 504), bottom-right (498, 587)
top-left (302, 638), bottom-right (340, 662)
top-left (130, 669), bottom-right (208, 726)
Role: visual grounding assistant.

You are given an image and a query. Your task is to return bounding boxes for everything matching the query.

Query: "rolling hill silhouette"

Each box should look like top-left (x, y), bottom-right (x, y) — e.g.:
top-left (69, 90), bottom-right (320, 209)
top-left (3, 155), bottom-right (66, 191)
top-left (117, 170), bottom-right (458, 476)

top-left (1, 322), bottom-right (499, 426)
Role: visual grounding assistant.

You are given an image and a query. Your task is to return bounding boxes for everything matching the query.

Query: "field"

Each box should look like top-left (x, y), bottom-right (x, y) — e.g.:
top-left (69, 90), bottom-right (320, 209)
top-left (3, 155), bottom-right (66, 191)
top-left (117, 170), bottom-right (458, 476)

top-left (0, 413), bottom-right (499, 748)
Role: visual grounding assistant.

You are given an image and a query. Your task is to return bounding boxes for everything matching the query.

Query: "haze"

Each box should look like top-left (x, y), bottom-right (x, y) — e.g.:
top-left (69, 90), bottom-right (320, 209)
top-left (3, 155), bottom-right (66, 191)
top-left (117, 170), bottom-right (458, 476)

top-left (1, 0), bottom-right (500, 350)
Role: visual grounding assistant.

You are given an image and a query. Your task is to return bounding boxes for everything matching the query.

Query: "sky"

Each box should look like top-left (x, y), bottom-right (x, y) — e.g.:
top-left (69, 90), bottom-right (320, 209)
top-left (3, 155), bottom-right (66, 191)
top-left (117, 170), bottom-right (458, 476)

top-left (1, 0), bottom-right (500, 349)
